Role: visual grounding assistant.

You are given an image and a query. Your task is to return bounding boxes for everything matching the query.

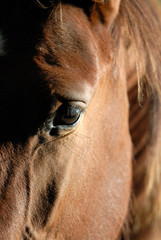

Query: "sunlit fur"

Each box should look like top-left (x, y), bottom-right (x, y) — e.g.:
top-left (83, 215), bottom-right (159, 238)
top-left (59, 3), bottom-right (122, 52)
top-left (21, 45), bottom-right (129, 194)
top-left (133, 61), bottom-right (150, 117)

top-left (119, 1), bottom-right (161, 239)
top-left (92, 0), bottom-right (161, 238)
top-left (0, 0), bottom-right (161, 240)
top-left (36, 0), bottom-right (161, 238)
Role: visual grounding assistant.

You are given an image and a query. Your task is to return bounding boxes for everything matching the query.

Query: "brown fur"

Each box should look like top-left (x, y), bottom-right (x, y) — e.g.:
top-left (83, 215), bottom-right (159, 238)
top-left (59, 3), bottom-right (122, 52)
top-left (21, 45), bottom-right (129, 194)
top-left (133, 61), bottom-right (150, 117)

top-left (118, 1), bottom-right (161, 239)
top-left (93, 0), bottom-right (161, 238)
top-left (0, 0), bottom-right (161, 239)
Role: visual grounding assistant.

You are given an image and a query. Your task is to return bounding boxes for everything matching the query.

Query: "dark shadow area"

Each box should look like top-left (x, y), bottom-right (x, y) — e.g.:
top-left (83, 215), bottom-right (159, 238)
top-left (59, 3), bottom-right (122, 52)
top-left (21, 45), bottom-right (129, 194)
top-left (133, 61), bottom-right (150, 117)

top-left (0, 2), bottom-right (53, 145)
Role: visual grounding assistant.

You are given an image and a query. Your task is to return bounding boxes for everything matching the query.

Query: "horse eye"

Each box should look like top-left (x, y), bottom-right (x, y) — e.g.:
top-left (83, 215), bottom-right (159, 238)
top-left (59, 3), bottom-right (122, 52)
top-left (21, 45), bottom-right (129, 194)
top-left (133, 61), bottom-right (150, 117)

top-left (54, 104), bottom-right (81, 126)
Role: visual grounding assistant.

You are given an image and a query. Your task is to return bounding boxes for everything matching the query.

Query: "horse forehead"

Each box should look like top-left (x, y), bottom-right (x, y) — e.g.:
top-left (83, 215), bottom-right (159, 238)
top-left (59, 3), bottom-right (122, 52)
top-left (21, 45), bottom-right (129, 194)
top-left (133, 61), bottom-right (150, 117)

top-left (36, 5), bottom-right (102, 101)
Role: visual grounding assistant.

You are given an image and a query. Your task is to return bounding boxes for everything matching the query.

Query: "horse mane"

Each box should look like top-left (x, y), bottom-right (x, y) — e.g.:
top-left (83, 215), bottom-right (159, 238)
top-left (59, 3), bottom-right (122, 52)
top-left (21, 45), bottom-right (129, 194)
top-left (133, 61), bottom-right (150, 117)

top-left (117, 0), bottom-right (161, 238)
top-left (120, 0), bottom-right (161, 100)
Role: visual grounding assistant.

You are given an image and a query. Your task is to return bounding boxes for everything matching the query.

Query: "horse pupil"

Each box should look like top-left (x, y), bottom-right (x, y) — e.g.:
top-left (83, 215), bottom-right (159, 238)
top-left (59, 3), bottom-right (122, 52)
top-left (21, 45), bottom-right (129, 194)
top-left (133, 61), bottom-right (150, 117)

top-left (66, 106), bottom-right (79, 118)
top-left (51, 105), bottom-right (81, 127)
top-left (62, 106), bottom-right (80, 125)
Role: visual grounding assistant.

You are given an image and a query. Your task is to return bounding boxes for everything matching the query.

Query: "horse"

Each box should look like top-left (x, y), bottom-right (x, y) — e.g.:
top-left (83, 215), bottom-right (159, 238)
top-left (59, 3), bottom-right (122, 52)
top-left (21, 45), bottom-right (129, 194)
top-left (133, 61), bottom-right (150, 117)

top-left (0, 0), bottom-right (161, 239)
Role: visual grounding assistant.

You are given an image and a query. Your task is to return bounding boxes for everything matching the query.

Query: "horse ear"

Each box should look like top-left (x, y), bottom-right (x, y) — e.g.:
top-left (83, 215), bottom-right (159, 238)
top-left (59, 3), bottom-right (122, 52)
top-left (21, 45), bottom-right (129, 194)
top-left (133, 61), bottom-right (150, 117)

top-left (90, 0), bottom-right (121, 26)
